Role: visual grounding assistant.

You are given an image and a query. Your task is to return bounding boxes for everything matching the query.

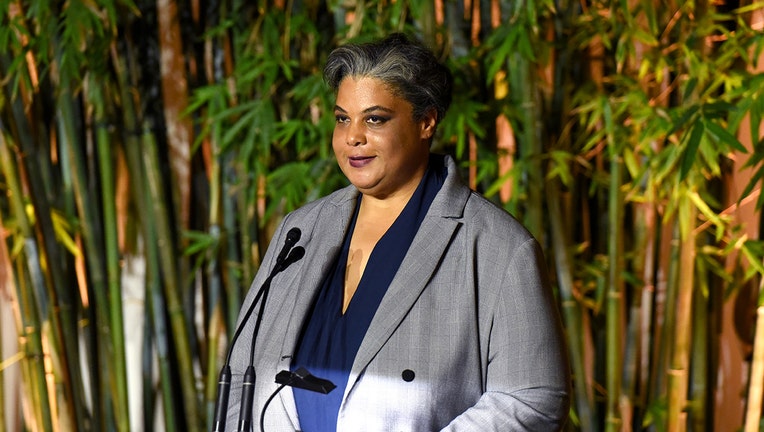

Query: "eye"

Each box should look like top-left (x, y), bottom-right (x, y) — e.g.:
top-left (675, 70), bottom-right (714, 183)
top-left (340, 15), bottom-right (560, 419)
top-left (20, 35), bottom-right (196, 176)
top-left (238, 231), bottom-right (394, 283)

top-left (335, 114), bottom-right (349, 124)
top-left (366, 115), bottom-right (388, 125)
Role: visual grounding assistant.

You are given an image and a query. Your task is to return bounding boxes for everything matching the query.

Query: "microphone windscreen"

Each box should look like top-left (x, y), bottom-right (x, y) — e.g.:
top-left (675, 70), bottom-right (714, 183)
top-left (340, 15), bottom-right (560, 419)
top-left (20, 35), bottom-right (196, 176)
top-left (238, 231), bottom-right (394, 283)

top-left (286, 227), bottom-right (301, 244)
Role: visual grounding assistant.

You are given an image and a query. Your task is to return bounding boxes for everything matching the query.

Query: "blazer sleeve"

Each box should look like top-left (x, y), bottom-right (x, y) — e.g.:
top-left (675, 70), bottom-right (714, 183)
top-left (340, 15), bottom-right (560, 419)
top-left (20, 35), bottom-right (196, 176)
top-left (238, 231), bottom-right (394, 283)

top-left (441, 237), bottom-right (571, 431)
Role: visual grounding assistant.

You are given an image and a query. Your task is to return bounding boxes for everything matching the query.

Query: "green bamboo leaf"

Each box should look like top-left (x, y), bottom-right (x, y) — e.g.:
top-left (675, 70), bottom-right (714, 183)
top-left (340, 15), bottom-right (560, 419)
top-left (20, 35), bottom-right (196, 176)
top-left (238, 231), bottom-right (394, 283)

top-left (265, 161), bottom-right (314, 217)
top-left (632, 28), bottom-right (658, 46)
top-left (279, 59), bottom-right (298, 82)
top-left (185, 84), bottom-right (229, 116)
top-left (735, 1), bottom-right (764, 14)
top-left (546, 150), bottom-right (576, 187)
top-left (668, 105), bottom-right (700, 136)
top-left (50, 209), bottom-right (81, 257)
top-left (623, 147), bottom-right (640, 180)
top-left (182, 230), bottom-right (219, 256)
top-left (683, 78), bottom-right (698, 100)
top-left (601, 96), bottom-right (616, 152)
top-left (704, 119), bottom-right (747, 152)
top-left (698, 246), bottom-right (733, 283)
top-left (581, 98), bottom-right (604, 133)
top-left (702, 101), bottom-right (738, 115)
top-left (484, 167), bottom-right (516, 198)
top-left (741, 242), bottom-right (764, 282)
top-left (222, 104), bottom-right (267, 149)
top-left (680, 121), bottom-right (704, 180)
top-left (687, 190), bottom-right (725, 241)
top-left (516, 29), bottom-right (536, 61)
top-left (485, 28), bottom-right (516, 83)
top-left (739, 155), bottom-right (764, 210)
top-left (615, 33), bottom-right (629, 70)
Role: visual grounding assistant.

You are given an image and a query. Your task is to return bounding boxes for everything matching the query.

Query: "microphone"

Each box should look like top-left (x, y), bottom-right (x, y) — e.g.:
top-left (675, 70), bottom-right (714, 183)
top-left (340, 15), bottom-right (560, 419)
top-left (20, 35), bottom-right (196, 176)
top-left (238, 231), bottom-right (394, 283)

top-left (258, 368), bottom-right (336, 432)
top-left (211, 228), bottom-right (303, 432)
top-left (276, 227), bottom-right (301, 265)
top-left (279, 246), bottom-right (305, 271)
top-left (275, 367), bottom-right (336, 394)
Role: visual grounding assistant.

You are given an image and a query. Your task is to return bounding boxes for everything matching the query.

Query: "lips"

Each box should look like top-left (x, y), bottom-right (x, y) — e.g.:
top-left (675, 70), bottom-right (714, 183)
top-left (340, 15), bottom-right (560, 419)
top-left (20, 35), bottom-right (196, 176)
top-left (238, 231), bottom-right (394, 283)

top-left (348, 155), bottom-right (375, 168)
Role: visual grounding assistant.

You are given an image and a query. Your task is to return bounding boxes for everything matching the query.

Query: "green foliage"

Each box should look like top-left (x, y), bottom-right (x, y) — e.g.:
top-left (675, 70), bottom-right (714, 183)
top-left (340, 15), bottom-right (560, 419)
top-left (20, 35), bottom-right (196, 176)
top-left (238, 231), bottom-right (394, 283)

top-left (1, 1), bottom-right (764, 431)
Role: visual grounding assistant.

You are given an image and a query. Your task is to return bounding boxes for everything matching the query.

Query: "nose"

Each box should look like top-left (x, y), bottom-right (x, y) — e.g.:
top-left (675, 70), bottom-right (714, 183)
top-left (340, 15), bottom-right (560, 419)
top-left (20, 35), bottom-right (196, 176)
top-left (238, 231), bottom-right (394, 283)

top-left (344, 121), bottom-right (366, 146)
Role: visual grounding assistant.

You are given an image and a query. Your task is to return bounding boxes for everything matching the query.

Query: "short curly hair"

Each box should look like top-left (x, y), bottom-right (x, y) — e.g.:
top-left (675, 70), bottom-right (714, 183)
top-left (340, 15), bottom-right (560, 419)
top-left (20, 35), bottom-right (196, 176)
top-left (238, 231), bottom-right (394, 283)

top-left (323, 33), bottom-right (453, 125)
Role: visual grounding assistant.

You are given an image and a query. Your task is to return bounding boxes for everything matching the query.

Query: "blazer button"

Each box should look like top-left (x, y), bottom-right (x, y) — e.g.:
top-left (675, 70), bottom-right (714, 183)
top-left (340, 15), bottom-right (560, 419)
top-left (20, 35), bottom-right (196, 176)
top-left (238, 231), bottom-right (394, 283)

top-left (402, 369), bottom-right (415, 382)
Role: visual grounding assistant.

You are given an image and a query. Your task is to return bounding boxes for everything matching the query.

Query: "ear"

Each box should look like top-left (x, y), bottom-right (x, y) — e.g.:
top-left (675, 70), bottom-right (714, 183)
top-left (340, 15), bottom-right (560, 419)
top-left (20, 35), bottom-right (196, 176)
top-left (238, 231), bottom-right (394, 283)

top-left (419, 109), bottom-right (438, 140)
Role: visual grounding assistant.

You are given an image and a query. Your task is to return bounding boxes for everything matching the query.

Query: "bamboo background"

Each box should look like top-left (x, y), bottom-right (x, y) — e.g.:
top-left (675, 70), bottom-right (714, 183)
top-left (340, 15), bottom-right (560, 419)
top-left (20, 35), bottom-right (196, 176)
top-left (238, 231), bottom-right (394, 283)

top-left (1, 0), bottom-right (763, 431)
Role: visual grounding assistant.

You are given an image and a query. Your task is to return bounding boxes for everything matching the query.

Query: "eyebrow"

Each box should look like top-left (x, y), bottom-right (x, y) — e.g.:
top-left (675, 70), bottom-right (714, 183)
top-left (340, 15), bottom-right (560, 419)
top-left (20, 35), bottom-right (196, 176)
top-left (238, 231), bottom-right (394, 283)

top-left (334, 105), bottom-right (395, 114)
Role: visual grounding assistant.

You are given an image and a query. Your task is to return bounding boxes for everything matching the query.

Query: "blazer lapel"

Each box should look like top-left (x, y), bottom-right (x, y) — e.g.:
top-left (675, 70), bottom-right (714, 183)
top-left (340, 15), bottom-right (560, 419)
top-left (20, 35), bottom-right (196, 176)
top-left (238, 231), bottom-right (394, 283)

top-left (344, 155), bottom-right (470, 402)
top-left (277, 187), bottom-right (357, 426)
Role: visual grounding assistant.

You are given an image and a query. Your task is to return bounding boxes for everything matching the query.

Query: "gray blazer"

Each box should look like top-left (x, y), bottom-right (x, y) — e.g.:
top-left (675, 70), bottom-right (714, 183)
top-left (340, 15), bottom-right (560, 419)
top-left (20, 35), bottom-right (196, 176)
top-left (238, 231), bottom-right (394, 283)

top-left (224, 154), bottom-right (570, 431)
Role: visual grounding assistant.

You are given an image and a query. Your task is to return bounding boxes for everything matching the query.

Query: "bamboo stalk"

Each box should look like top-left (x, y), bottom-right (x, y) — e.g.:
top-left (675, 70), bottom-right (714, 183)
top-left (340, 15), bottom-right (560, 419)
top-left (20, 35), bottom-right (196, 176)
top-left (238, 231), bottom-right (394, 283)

top-left (118, 97), bottom-right (182, 432)
top-left (650, 220), bottom-right (681, 411)
top-left (141, 124), bottom-right (201, 431)
top-left (203, 44), bottom-right (225, 430)
top-left (110, 39), bottom-right (184, 430)
top-left (690, 273), bottom-right (708, 431)
top-left (16, 274), bottom-right (52, 432)
top-left (91, 81), bottom-right (131, 431)
top-left (154, 7), bottom-right (198, 410)
top-left (1, 53), bottom-right (88, 430)
top-left (513, 54), bottom-right (544, 242)
top-left (157, 0), bottom-right (194, 231)
top-left (57, 81), bottom-right (117, 430)
top-left (0, 284), bottom-right (5, 432)
top-left (605, 153), bottom-right (625, 432)
top-left (205, 306), bottom-right (224, 430)
top-left (744, 301), bottom-right (764, 432)
top-left (236, 168), bottom-right (255, 321)
top-left (141, 303), bottom-right (155, 431)
top-left (742, 6), bottom-right (764, 430)
top-left (547, 181), bottom-right (597, 432)
top-left (220, 18), bottom-right (251, 333)
top-left (0, 132), bottom-right (54, 432)
top-left (203, 135), bottom-right (224, 432)
top-left (145, 218), bottom-right (179, 432)
top-left (667, 200), bottom-right (697, 432)
top-left (635, 199), bottom-right (658, 428)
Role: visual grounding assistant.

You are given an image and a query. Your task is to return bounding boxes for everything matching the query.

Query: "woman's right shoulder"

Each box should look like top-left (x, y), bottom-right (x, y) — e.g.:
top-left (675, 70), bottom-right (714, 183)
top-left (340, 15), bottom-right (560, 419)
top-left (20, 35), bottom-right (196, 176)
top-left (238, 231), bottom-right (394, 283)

top-left (282, 184), bottom-right (357, 222)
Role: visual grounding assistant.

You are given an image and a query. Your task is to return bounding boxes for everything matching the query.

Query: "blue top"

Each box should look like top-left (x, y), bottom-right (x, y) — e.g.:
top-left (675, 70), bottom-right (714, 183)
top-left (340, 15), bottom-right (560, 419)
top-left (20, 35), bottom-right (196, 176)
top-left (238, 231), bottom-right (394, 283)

top-left (291, 159), bottom-right (445, 431)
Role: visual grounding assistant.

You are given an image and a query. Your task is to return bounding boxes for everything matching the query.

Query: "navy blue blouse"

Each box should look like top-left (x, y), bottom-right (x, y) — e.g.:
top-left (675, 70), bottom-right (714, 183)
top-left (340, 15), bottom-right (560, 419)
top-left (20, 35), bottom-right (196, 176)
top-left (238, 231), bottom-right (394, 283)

top-left (291, 159), bottom-right (445, 431)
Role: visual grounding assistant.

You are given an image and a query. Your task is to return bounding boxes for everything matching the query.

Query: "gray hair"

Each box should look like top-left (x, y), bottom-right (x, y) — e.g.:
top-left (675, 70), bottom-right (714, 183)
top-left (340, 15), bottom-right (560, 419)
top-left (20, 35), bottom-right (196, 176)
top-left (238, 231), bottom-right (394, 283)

top-left (323, 33), bottom-right (453, 124)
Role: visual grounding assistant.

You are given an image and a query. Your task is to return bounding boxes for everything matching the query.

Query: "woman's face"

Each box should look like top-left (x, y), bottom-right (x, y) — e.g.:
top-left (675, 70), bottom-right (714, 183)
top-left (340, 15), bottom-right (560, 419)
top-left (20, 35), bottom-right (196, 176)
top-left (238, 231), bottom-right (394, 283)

top-left (332, 76), bottom-right (436, 200)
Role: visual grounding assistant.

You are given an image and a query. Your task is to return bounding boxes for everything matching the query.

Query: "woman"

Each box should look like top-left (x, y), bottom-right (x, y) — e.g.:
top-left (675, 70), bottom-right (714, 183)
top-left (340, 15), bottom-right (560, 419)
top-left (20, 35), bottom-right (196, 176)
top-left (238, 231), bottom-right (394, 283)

top-left (223, 33), bottom-right (570, 431)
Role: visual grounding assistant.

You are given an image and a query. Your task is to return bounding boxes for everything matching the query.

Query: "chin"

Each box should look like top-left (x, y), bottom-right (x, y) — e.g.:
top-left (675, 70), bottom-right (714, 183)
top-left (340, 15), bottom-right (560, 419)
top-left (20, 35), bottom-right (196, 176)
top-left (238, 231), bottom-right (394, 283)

top-left (346, 174), bottom-right (378, 190)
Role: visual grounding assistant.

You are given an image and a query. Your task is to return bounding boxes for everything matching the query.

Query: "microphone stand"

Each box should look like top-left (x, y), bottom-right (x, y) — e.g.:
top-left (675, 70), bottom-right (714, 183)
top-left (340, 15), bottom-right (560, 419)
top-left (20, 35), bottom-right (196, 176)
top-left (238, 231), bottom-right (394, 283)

top-left (211, 226), bottom-right (337, 432)
top-left (237, 247), bottom-right (305, 432)
top-left (210, 274), bottom-right (273, 432)
top-left (210, 228), bottom-right (302, 432)
top-left (234, 247), bottom-right (338, 432)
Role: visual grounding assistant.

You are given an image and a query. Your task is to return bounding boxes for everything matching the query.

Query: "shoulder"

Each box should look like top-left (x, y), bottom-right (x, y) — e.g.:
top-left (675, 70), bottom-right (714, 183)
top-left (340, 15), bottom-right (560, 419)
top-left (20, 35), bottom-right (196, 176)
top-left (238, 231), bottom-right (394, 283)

top-left (463, 192), bottom-right (534, 243)
top-left (431, 153), bottom-right (538, 247)
top-left (281, 183), bottom-right (357, 224)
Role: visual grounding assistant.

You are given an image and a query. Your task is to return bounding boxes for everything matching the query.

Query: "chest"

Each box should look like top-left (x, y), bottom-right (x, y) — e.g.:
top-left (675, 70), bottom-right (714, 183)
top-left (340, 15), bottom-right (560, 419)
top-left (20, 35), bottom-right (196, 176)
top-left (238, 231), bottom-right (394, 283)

top-left (343, 209), bottom-right (400, 311)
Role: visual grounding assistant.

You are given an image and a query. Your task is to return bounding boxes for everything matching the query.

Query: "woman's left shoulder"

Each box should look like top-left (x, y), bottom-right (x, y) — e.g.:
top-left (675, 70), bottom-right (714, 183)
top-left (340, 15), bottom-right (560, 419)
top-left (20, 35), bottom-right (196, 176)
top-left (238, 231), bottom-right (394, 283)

top-left (462, 192), bottom-right (535, 240)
